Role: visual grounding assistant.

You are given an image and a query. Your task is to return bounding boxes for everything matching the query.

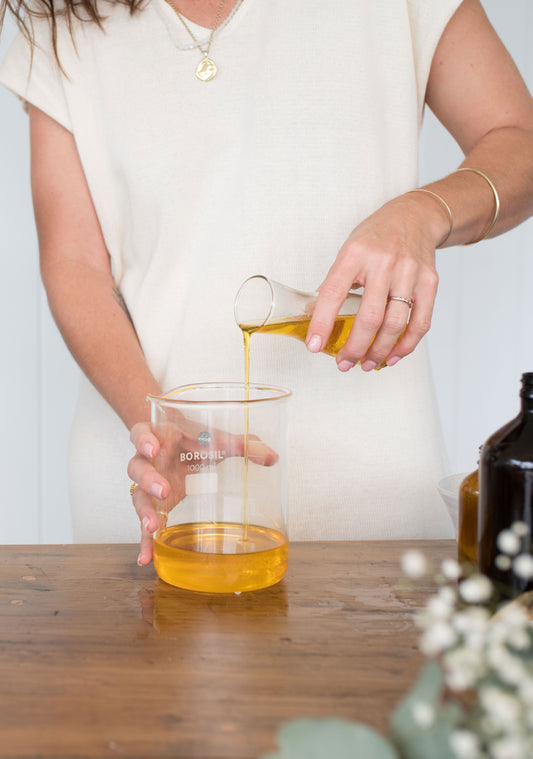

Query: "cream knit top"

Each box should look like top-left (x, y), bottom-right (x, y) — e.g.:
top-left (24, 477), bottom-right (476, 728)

top-left (0, 0), bottom-right (461, 541)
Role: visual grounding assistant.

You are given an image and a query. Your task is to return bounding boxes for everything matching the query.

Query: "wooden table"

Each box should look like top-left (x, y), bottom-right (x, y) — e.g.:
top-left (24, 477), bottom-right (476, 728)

top-left (0, 541), bottom-right (454, 758)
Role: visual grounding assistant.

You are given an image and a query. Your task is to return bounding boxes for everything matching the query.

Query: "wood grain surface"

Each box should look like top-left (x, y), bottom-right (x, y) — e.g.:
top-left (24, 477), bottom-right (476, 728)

top-left (0, 541), bottom-right (455, 758)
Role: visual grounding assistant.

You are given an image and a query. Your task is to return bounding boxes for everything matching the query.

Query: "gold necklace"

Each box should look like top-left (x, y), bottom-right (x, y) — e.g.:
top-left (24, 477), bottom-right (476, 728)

top-left (170, 0), bottom-right (227, 81)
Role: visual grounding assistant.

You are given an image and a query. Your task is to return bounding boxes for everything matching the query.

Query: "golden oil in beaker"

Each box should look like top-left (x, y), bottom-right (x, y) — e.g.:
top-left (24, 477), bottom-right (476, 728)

top-left (153, 522), bottom-right (288, 593)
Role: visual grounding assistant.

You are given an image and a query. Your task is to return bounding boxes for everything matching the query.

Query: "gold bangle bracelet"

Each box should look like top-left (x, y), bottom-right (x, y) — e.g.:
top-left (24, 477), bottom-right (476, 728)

top-left (408, 188), bottom-right (453, 248)
top-left (449, 167), bottom-right (500, 245)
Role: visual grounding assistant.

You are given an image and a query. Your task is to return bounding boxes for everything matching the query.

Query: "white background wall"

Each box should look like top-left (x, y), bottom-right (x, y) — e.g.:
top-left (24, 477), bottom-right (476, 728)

top-left (421, 1), bottom-right (533, 476)
top-left (1, 1), bottom-right (533, 544)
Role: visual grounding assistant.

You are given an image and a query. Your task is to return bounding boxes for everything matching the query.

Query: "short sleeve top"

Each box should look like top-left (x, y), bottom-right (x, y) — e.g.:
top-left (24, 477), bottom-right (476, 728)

top-left (0, 0), bottom-right (462, 541)
top-left (0, 0), bottom-right (461, 385)
top-left (0, 0), bottom-right (459, 383)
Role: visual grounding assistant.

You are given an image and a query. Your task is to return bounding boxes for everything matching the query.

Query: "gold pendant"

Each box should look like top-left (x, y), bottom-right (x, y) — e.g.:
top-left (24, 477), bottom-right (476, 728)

top-left (196, 57), bottom-right (217, 81)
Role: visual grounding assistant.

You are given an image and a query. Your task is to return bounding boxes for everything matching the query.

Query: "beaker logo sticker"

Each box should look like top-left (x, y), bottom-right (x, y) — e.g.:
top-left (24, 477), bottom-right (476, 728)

top-left (179, 450), bottom-right (226, 462)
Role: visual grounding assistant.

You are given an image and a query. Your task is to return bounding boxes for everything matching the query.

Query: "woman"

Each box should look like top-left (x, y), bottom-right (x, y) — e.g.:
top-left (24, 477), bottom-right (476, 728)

top-left (1, 0), bottom-right (533, 563)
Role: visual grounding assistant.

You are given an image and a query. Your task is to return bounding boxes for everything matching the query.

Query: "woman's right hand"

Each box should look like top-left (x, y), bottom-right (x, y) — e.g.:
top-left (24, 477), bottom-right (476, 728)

top-left (128, 420), bottom-right (279, 567)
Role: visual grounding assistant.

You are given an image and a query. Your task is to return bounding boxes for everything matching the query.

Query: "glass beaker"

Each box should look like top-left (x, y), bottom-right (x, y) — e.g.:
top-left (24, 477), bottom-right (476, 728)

top-left (234, 274), bottom-right (363, 357)
top-left (147, 382), bottom-right (291, 593)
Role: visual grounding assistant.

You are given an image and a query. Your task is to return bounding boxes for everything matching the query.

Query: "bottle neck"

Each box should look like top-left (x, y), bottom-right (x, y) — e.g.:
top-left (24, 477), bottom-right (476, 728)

top-left (520, 374), bottom-right (533, 413)
top-left (521, 395), bottom-right (533, 413)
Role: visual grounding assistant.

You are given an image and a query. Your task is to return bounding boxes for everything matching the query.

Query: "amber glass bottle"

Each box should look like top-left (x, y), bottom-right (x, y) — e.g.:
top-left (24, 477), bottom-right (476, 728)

top-left (458, 466), bottom-right (479, 566)
top-left (478, 373), bottom-right (533, 598)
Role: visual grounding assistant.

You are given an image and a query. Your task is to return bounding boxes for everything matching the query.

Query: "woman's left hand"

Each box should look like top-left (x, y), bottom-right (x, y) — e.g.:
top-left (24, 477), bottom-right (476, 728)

top-left (305, 191), bottom-right (449, 371)
top-left (129, 417), bottom-right (278, 567)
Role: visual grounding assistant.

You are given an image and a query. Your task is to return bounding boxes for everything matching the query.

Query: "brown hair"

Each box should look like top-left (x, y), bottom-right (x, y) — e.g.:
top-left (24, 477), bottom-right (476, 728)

top-left (1, 0), bottom-right (145, 64)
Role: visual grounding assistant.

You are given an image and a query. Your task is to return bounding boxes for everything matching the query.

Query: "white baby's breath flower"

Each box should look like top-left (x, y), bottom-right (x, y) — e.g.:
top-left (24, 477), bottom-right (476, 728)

top-left (495, 554), bottom-right (513, 571)
top-left (511, 521), bottom-right (530, 537)
top-left (487, 647), bottom-right (527, 686)
top-left (401, 550), bottom-right (428, 579)
top-left (442, 558), bottom-right (462, 581)
top-left (453, 607), bottom-right (491, 636)
top-left (449, 730), bottom-right (482, 759)
top-left (466, 632), bottom-right (487, 653)
top-left (490, 735), bottom-right (529, 759)
top-left (494, 603), bottom-right (530, 629)
top-left (426, 594), bottom-right (454, 621)
top-left (445, 666), bottom-right (477, 692)
top-left (486, 642), bottom-right (509, 668)
top-left (480, 715), bottom-right (499, 738)
top-left (506, 626), bottom-right (531, 651)
top-left (404, 529), bottom-right (532, 756)
top-left (497, 530), bottom-right (521, 556)
top-left (459, 574), bottom-right (493, 604)
top-left (499, 658), bottom-right (527, 687)
top-left (444, 646), bottom-right (486, 691)
top-left (479, 686), bottom-right (522, 729)
top-left (439, 585), bottom-right (458, 605)
top-left (490, 604), bottom-right (531, 650)
top-left (489, 626), bottom-right (510, 649)
top-left (519, 678), bottom-right (533, 705)
top-left (412, 701), bottom-right (435, 727)
top-left (512, 553), bottom-right (533, 581)
top-left (420, 621), bottom-right (458, 656)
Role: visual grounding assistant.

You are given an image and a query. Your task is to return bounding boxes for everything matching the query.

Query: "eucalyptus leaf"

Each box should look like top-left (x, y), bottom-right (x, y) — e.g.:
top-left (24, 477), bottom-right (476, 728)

top-left (262, 718), bottom-right (400, 759)
top-left (390, 661), bottom-right (463, 759)
top-left (392, 660), bottom-right (444, 714)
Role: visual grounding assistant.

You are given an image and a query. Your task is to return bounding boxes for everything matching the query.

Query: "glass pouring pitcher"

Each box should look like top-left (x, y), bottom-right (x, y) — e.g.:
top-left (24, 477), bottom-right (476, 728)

top-left (147, 382), bottom-right (291, 593)
top-left (234, 274), bottom-right (363, 357)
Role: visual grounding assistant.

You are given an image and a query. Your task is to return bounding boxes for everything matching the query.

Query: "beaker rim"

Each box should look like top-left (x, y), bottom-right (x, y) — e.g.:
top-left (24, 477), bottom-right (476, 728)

top-left (147, 382), bottom-right (292, 406)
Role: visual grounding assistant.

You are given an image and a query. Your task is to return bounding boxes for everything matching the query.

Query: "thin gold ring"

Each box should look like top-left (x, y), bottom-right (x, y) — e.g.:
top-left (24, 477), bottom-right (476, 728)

top-left (387, 295), bottom-right (414, 309)
top-left (130, 482), bottom-right (139, 498)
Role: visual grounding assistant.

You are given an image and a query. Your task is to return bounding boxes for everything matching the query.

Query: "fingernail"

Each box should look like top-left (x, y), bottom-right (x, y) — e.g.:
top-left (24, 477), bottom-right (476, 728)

top-left (387, 356), bottom-right (401, 367)
top-left (338, 360), bottom-right (355, 372)
top-left (306, 334), bottom-right (322, 353)
top-left (142, 516), bottom-right (151, 532)
top-left (361, 360), bottom-right (377, 372)
top-left (151, 483), bottom-right (163, 499)
top-left (143, 443), bottom-right (154, 459)
top-left (137, 553), bottom-right (143, 566)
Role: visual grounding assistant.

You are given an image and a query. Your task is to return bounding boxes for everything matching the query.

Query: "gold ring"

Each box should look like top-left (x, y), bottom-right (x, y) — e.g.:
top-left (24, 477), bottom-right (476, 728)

top-left (130, 482), bottom-right (139, 497)
top-left (387, 295), bottom-right (413, 309)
